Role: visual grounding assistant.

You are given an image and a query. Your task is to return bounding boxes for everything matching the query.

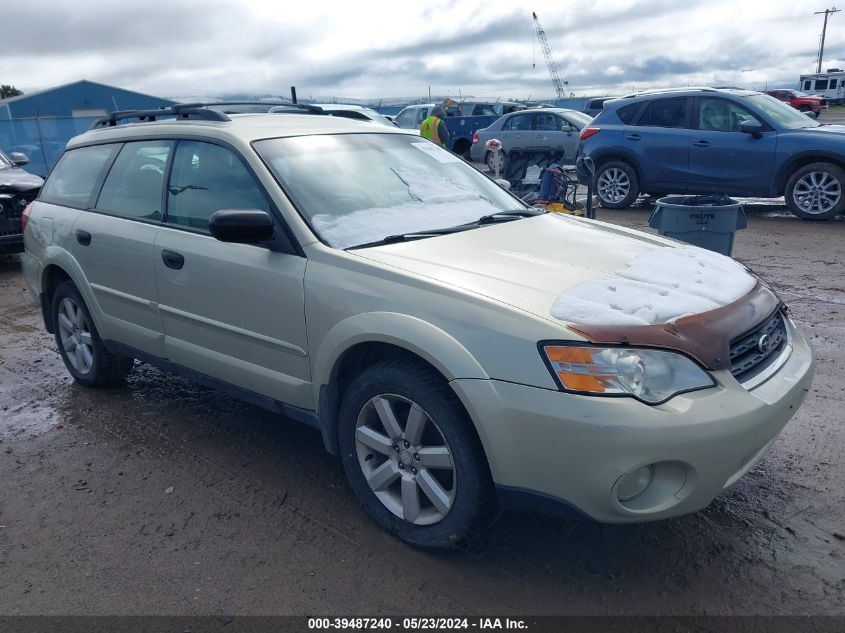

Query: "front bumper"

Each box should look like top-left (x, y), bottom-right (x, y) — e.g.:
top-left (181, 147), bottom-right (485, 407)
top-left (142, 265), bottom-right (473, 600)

top-left (451, 322), bottom-right (814, 523)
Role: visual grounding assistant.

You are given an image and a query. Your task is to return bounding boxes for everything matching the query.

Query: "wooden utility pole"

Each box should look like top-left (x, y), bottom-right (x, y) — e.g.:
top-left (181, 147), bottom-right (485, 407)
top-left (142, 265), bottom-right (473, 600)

top-left (815, 7), bottom-right (841, 73)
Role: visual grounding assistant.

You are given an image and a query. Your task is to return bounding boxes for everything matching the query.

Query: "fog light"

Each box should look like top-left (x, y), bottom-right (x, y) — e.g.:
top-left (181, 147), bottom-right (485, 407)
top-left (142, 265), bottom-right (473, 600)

top-left (617, 465), bottom-right (654, 502)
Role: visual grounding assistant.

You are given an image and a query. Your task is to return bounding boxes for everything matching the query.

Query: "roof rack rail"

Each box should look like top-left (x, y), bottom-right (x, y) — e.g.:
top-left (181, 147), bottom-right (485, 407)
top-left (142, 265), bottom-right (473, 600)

top-left (204, 100), bottom-right (325, 115)
top-left (90, 103), bottom-right (230, 129)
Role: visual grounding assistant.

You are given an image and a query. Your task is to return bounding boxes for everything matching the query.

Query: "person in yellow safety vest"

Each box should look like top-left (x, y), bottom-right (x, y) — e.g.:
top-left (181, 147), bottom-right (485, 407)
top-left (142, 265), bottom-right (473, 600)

top-left (419, 106), bottom-right (451, 149)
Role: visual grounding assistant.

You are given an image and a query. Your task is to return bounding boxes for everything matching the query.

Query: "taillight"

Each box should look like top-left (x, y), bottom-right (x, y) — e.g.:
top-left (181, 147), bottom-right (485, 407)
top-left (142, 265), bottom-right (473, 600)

top-left (21, 202), bottom-right (34, 233)
top-left (472, 132), bottom-right (479, 144)
top-left (579, 127), bottom-right (600, 141)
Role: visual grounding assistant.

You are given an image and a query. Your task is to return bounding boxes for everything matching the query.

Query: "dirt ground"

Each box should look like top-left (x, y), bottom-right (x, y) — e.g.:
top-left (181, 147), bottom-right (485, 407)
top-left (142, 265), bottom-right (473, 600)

top-left (0, 207), bottom-right (843, 616)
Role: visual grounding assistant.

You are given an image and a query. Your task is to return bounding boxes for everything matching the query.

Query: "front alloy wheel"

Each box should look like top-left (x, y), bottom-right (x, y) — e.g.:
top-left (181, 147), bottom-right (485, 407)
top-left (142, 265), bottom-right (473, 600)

top-left (355, 394), bottom-right (456, 525)
top-left (338, 359), bottom-right (493, 547)
top-left (785, 162), bottom-right (845, 220)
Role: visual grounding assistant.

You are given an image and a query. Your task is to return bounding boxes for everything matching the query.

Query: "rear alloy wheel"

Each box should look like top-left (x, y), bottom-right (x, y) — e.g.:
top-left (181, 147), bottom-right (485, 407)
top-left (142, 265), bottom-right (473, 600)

top-left (52, 281), bottom-right (134, 386)
top-left (338, 359), bottom-right (493, 548)
top-left (785, 162), bottom-right (845, 220)
top-left (595, 160), bottom-right (639, 209)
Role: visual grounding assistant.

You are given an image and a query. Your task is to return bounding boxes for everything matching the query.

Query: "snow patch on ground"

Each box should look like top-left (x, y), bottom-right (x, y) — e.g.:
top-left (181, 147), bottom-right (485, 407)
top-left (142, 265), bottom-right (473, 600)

top-left (550, 246), bottom-right (756, 326)
top-left (311, 167), bottom-right (500, 249)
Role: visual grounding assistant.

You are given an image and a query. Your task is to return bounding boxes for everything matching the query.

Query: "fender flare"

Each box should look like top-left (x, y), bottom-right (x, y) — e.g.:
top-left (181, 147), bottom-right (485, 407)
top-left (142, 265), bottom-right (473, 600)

top-left (312, 312), bottom-right (489, 397)
top-left (40, 246), bottom-right (106, 334)
top-left (311, 312), bottom-right (490, 455)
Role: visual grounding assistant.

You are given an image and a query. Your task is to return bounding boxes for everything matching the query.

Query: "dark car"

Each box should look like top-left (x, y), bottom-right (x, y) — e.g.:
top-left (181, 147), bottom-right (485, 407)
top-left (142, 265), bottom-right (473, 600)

top-left (0, 150), bottom-right (44, 253)
top-left (583, 97), bottom-right (615, 118)
top-left (577, 87), bottom-right (845, 219)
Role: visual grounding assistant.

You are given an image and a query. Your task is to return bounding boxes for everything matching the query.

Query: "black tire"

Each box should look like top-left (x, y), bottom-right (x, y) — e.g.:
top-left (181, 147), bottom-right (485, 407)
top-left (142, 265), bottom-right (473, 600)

top-left (338, 358), bottom-right (494, 548)
top-left (784, 162), bottom-right (845, 220)
top-left (594, 160), bottom-right (640, 209)
top-left (52, 281), bottom-right (134, 386)
top-left (453, 140), bottom-right (472, 161)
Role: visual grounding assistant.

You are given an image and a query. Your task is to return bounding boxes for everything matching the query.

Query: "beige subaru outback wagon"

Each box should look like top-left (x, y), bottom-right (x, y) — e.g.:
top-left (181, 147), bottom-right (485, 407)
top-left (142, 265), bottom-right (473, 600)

top-left (21, 106), bottom-right (814, 547)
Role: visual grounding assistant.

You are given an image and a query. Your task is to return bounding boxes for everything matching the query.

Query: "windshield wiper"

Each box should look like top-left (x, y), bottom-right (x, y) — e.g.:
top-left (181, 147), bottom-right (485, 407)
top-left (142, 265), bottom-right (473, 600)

top-left (347, 226), bottom-right (475, 250)
top-left (347, 209), bottom-right (542, 250)
top-left (475, 208), bottom-right (544, 224)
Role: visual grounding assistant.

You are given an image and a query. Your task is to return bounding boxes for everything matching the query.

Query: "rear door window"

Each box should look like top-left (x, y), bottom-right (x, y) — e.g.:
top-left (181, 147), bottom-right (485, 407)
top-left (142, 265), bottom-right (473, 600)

top-left (96, 141), bottom-right (171, 220)
top-left (636, 97), bottom-right (690, 128)
top-left (39, 145), bottom-right (117, 208)
top-left (617, 102), bottom-right (642, 124)
top-left (165, 141), bottom-right (270, 231)
top-left (502, 113), bottom-right (533, 131)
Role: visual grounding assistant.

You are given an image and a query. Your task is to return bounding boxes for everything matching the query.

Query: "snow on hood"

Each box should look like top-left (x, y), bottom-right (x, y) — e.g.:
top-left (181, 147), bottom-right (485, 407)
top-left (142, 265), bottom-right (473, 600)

top-left (550, 246), bottom-right (756, 326)
top-left (311, 167), bottom-right (501, 249)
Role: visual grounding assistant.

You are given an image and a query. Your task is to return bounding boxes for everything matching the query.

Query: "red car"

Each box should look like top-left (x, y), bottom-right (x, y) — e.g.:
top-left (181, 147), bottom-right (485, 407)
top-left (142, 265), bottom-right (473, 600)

top-left (765, 89), bottom-right (827, 118)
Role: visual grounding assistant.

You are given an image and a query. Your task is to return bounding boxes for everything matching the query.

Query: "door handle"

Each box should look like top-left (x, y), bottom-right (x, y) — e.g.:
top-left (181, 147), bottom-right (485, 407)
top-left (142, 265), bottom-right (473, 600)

top-left (625, 134), bottom-right (641, 141)
top-left (693, 140), bottom-right (711, 148)
top-left (76, 229), bottom-right (91, 246)
top-left (161, 249), bottom-right (185, 270)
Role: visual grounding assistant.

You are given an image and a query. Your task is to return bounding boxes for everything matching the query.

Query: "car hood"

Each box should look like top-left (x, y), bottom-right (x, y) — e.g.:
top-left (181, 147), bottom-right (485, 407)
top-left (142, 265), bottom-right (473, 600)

top-left (0, 167), bottom-right (44, 192)
top-left (352, 214), bottom-right (673, 323)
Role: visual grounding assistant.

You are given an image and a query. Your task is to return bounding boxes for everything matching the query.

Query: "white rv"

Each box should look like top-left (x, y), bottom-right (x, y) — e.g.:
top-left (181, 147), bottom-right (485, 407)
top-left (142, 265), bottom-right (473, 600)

top-left (799, 70), bottom-right (845, 104)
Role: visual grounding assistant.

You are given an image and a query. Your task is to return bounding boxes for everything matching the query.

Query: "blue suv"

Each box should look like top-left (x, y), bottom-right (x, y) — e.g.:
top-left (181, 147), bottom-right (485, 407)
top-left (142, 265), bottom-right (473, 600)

top-left (578, 88), bottom-right (845, 219)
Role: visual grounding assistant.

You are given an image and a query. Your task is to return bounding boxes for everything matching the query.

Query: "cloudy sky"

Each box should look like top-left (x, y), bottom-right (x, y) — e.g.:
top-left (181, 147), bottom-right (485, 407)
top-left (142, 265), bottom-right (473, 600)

top-left (3, 0), bottom-right (842, 102)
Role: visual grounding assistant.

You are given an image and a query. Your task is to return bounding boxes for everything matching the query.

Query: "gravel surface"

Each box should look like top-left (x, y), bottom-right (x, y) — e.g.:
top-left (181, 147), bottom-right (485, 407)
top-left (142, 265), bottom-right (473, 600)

top-left (0, 209), bottom-right (843, 616)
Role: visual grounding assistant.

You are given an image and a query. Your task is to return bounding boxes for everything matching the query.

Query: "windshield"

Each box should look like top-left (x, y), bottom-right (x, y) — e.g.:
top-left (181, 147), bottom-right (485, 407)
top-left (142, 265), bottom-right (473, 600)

top-left (359, 108), bottom-right (399, 128)
top-left (254, 133), bottom-right (523, 249)
top-left (747, 94), bottom-right (820, 128)
top-left (0, 150), bottom-right (11, 170)
top-left (564, 111), bottom-right (593, 128)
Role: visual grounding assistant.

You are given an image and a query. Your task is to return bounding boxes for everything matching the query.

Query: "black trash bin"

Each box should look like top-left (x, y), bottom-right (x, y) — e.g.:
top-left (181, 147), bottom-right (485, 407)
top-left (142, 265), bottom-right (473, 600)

top-left (648, 195), bottom-right (747, 256)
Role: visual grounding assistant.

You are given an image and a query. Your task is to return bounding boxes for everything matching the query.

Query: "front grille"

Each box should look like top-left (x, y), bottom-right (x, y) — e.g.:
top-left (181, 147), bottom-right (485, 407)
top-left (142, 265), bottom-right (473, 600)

top-left (0, 190), bottom-right (36, 238)
top-left (820, 99), bottom-right (828, 106)
top-left (729, 310), bottom-right (789, 384)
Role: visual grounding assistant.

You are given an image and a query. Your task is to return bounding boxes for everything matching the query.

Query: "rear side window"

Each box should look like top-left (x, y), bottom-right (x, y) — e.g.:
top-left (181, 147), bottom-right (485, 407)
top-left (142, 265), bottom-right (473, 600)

top-left (96, 141), bottom-right (171, 221)
top-left (166, 141), bottom-right (270, 231)
top-left (502, 113), bottom-right (533, 130)
top-left (617, 103), bottom-right (642, 124)
top-left (40, 145), bottom-right (116, 208)
top-left (636, 97), bottom-right (689, 128)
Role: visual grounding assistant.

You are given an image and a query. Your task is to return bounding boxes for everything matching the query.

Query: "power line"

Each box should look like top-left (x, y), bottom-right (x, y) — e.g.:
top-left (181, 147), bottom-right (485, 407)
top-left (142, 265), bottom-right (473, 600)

top-left (815, 7), bottom-right (841, 73)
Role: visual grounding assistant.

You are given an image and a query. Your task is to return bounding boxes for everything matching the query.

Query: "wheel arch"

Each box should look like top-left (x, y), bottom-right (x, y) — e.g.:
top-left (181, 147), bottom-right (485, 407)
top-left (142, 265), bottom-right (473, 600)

top-left (40, 263), bottom-right (73, 333)
top-left (311, 313), bottom-right (490, 456)
top-left (776, 152), bottom-right (845, 195)
top-left (451, 136), bottom-right (472, 158)
top-left (589, 149), bottom-right (645, 185)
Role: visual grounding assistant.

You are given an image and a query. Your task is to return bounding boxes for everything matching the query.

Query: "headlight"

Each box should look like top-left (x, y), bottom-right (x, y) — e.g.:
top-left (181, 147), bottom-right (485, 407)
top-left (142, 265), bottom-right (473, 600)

top-left (541, 344), bottom-right (715, 404)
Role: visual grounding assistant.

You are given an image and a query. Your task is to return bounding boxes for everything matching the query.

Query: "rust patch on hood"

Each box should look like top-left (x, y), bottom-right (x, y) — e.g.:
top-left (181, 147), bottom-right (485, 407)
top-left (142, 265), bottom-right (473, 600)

top-left (567, 281), bottom-right (781, 370)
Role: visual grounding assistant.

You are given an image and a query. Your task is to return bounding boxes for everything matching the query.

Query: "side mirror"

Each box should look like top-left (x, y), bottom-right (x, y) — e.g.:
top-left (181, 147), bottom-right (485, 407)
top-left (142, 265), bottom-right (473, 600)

top-left (209, 209), bottom-right (275, 244)
top-left (9, 152), bottom-right (29, 166)
top-left (739, 120), bottom-right (763, 138)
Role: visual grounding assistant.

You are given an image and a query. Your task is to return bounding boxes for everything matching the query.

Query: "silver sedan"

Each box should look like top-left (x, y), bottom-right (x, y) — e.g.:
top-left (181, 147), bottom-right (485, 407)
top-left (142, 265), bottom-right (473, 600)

top-left (470, 108), bottom-right (593, 168)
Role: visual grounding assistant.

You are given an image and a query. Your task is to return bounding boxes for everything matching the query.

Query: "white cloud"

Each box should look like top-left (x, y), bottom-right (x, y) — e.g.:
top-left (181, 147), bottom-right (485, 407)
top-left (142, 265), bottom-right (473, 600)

top-left (0, 0), bottom-right (840, 100)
